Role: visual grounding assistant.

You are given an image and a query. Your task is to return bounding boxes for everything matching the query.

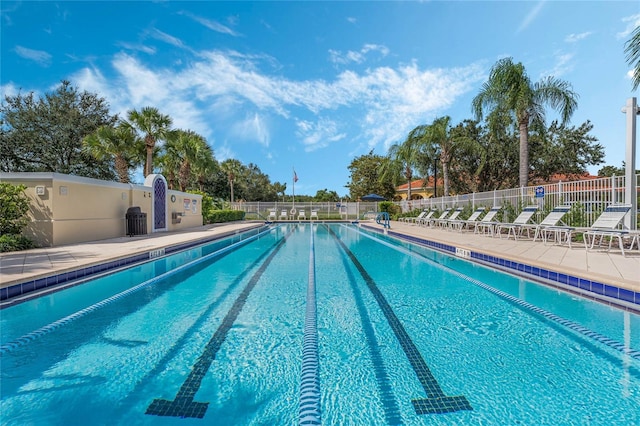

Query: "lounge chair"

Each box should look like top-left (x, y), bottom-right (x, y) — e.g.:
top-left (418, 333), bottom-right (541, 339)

top-left (298, 210), bottom-right (306, 220)
top-left (448, 207), bottom-right (485, 232)
top-left (437, 207), bottom-right (463, 228)
top-left (402, 210), bottom-right (428, 224)
top-left (582, 204), bottom-right (633, 256)
top-left (267, 209), bottom-right (277, 221)
top-left (520, 205), bottom-right (571, 242)
top-left (495, 206), bottom-right (539, 240)
top-left (279, 209), bottom-right (288, 220)
top-left (310, 210), bottom-right (319, 220)
top-left (415, 210), bottom-right (436, 226)
top-left (474, 207), bottom-right (502, 236)
top-left (424, 208), bottom-right (452, 227)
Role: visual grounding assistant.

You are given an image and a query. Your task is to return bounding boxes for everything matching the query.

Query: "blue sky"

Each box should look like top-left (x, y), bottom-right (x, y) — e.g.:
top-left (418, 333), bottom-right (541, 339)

top-left (2, 1), bottom-right (639, 197)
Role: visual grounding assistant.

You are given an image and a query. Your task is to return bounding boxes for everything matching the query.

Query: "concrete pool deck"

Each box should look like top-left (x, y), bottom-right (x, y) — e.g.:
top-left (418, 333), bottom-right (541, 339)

top-left (1, 220), bottom-right (638, 301)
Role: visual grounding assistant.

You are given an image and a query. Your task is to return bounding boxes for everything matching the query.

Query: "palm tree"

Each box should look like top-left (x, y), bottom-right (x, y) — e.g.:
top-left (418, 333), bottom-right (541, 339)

top-left (472, 57), bottom-right (578, 188)
top-left (625, 24), bottom-right (640, 90)
top-left (220, 159), bottom-right (243, 203)
top-left (384, 129), bottom-right (424, 200)
top-left (191, 144), bottom-right (216, 192)
top-left (127, 107), bottom-right (172, 177)
top-left (162, 130), bottom-right (209, 192)
top-left (421, 116), bottom-right (461, 197)
top-left (82, 123), bottom-right (142, 183)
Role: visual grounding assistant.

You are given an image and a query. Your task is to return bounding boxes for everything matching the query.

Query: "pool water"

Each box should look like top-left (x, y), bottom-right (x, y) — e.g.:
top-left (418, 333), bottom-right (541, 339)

top-left (1, 223), bottom-right (638, 425)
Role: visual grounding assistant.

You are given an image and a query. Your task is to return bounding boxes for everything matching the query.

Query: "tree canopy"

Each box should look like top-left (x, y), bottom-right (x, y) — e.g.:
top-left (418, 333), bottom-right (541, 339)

top-left (1, 80), bottom-right (117, 179)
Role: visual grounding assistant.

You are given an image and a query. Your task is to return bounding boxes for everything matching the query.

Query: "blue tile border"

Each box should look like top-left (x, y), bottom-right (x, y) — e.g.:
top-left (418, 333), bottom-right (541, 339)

top-left (362, 224), bottom-right (640, 313)
top-left (0, 225), bottom-right (266, 304)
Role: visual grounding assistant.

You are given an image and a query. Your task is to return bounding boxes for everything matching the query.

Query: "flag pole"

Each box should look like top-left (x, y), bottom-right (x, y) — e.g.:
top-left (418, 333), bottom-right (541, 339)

top-left (292, 167), bottom-right (296, 210)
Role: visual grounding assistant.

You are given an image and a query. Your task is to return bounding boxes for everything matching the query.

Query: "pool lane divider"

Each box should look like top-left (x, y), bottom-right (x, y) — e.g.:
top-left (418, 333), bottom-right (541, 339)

top-left (0, 227), bottom-right (276, 356)
top-left (349, 226), bottom-right (640, 362)
top-left (145, 227), bottom-right (293, 419)
top-left (299, 225), bottom-right (322, 425)
top-left (328, 226), bottom-right (472, 415)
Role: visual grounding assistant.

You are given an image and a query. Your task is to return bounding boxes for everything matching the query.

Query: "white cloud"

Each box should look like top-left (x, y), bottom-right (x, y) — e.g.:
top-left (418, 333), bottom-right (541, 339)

top-left (329, 43), bottom-right (389, 65)
top-left (565, 32), bottom-right (592, 43)
top-left (68, 49), bottom-right (484, 159)
top-left (541, 52), bottom-right (574, 78)
top-left (179, 11), bottom-right (242, 37)
top-left (14, 45), bottom-right (51, 66)
top-left (347, 17), bottom-right (357, 24)
top-left (0, 82), bottom-right (22, 98)
top-left (617, 14), bottom-right (640, 39)
top-left (517, 1), bottom-right (546, 33)
top-left (295, 117), bottom-right (346, 152)
top-left (230, 113), bottom-right (271, 147)
top-left (148, 28), bottom-right (186, 49)
top-left (117, 41), bottom-right (156, 55)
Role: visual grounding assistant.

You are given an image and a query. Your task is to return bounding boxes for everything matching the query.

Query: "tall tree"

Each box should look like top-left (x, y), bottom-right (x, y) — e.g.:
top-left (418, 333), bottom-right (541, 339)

top-left (220, 159), bottom-right (243, 202)
top-left (162, 130), bottom-right (209, 191)
top-left (528, 120), bottom-right (604, 181)
top-left (273, 182), bottom-right (287, 202)
top-left (0, 80), bottom-right (117, 179)
top-left (347, 150), bottom-right (396, 200)
top-left (82, 123), bottom-right (143, 183)
top-left (385, 129), bottom-right (424, 200)
top-left (625, 24), bottom-right (640, 90)
top-left (472, 57), bottom-right (578, 188)
top-left (127, 106), bottom-right (172, 177)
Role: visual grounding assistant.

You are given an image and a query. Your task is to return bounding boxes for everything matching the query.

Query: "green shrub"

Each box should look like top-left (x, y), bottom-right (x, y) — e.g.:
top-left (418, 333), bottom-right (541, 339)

top-left (208, 210), bottom-right (245, 223)
top-left (0, 234), bottom-right (35, 252)
top-left (0, 183), bottom-right (35, 252)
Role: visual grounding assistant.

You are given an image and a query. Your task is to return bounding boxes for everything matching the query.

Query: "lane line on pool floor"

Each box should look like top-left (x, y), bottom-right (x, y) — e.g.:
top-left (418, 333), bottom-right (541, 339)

top-left (145, 228), bottom-right (293, 419)
top-left (353, 226), bottom-right (640, 363)
top-left (328, 226), bottom-right (472, 416)
top-left (0, 229), bottom-right (271, 356)
top-left (327, 225), bottom-right (404, 424)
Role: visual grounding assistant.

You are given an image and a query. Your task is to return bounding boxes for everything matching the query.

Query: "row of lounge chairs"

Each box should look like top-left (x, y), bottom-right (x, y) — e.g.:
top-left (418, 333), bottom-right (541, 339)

top-left (399, 204), bottom-right (638, 256)
top-left (267, 209), bottom-right (319, 221)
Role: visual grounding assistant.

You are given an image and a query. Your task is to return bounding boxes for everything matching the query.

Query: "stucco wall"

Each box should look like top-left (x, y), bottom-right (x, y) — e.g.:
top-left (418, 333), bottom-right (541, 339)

top-left (0, 173), bottom-right (203, 247)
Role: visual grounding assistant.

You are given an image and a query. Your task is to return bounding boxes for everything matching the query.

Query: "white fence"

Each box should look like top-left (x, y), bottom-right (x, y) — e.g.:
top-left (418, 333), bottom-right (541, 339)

top-left (231, 201), bottom-right (381, 221)
top-left (398, 174), bottom-right (639, 229)
top-left (232, 174), bottom-right (639, 229)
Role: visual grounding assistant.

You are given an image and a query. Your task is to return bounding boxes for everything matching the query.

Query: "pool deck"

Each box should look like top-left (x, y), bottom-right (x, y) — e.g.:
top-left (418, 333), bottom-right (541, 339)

top-left (1, 220), bottom-right (638, 298)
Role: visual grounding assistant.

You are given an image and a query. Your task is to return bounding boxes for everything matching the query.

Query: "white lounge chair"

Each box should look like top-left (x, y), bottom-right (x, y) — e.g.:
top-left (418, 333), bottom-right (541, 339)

top-left (267, 209), bottom-right (277, 221)
top-left (310, 210), bottom-right (319, 220)
top-left (425, 208), bottom-right (451, 227)
top-left (475, 207), bottom-right (502, 236)
top-left (449, 207), bottom-right (485, 232)
top-left (437, 207), bottom-right (463, 228)
top-left (402, 210), bottom-right (428, 224)
top-left (279, 209), bottom-right (288, 220)
top-left (582, 204), bottom-right (633, 256)
top-left (415, 210), bottom-right (436, 226)
top-left (521, 205), bottom-right (572, 242)
top-left (496, 206), bottom-right (539, 240)
top-left (298, 210), bottom-right (306, 220)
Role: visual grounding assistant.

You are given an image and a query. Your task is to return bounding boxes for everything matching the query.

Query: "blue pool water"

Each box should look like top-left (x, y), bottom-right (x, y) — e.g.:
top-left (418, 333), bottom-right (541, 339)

top-left (1, 223), bottom-right (639, 425)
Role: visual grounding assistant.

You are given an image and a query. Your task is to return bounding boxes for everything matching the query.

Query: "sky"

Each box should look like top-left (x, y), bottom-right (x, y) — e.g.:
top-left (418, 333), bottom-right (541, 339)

top-left (1, 1), bottom-right (639, 198)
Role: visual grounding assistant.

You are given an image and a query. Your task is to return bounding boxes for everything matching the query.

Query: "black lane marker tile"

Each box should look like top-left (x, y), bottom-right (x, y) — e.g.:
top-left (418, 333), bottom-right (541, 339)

top-left (329, 225), bottom-right (404, 425)
top-left (329, 226), bottom-right (472, 415)
top-left (146, 232), bottom-right (290, 419)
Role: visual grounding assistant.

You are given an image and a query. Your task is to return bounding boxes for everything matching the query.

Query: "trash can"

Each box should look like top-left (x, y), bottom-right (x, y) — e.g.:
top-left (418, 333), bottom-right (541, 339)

top-left (125, 206), bottom-right (147, 236)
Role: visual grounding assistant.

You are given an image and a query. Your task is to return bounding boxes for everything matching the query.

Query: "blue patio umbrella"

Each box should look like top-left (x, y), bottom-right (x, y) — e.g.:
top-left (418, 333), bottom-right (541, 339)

top-left (361, 193), bottom-right (386, 201)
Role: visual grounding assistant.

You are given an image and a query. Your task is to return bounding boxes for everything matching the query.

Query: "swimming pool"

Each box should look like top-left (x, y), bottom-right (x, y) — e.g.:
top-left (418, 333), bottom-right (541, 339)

top-left (1, 223), bottom-right (638, 425)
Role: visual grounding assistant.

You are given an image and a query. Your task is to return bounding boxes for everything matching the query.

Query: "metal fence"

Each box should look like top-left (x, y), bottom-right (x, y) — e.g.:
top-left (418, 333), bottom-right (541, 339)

top-left (397, 174), bottom-right (640, 229)
top-left (231, 201), bottom-right (382, 221)
top-left (230, 174), bottom-right (639, 229)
